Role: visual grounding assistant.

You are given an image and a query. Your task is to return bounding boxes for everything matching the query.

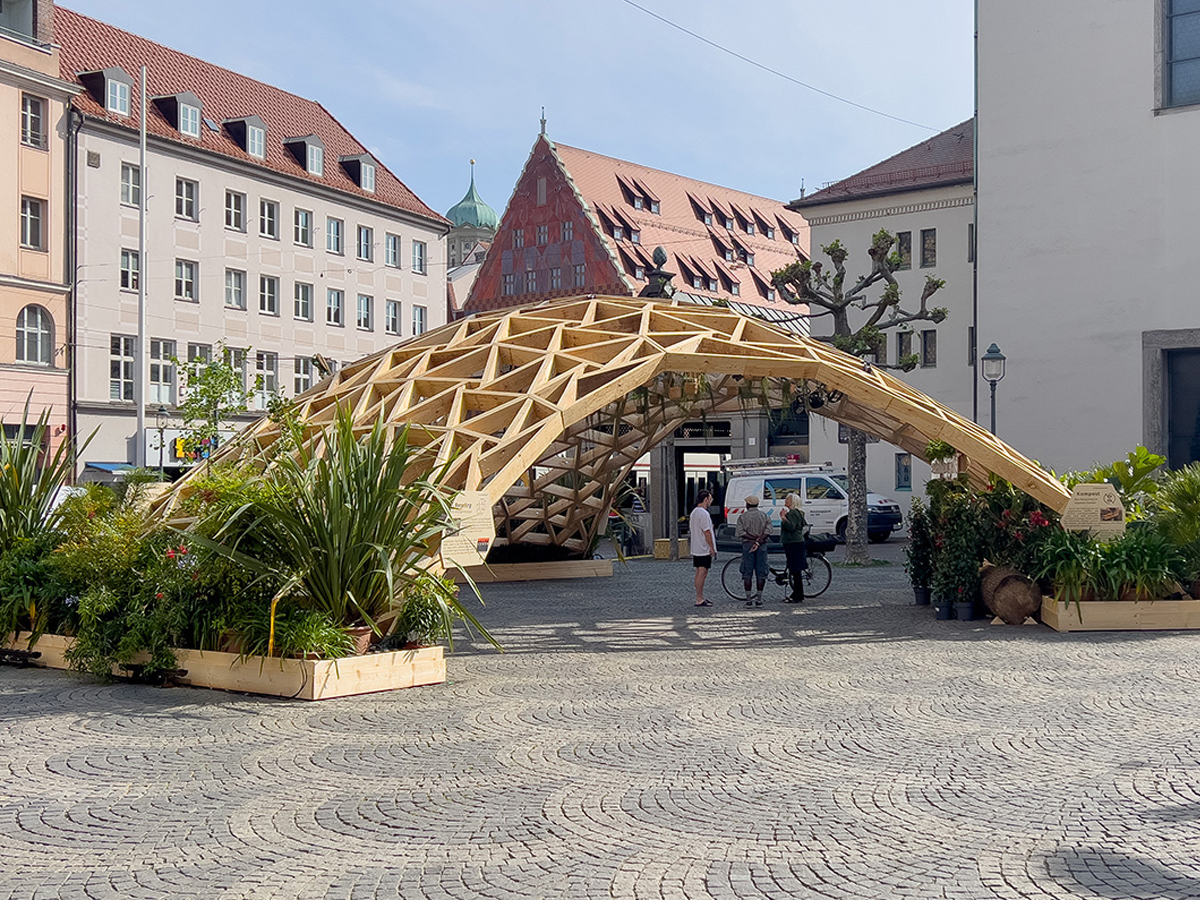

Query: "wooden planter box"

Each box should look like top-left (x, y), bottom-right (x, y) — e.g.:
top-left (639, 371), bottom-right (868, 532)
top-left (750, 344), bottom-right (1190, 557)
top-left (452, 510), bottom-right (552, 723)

top-left (449, 558), bottom-right (613, 584)
top-left (3, 633), bottom-right (445, 700)
top-left (1040, 596), bottom-right (1200, 632)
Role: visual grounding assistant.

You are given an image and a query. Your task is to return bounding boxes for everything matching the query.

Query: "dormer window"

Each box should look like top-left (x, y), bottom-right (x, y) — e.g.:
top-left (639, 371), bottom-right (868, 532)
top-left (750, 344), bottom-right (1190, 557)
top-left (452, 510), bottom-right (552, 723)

top-left (631, 230), bottom-right (641, 244)
top-left (179, 103), bottom-right (200, 138)
top-left (613, 226), bottom-right (624, 241)
top-left (339, 154), bottom-right (377, 191)
top-left (725, 217), bottom-right (734, 231)
top-left (108, 80), bottom-right (130, 115)
top-left (633, 196), bottom-right (644, 210)
top-left (767, 226), bottom-right (776, 240)
top-left (284, 135), bottom-right (326, 177)
top-left (746, 222), bottom-right (755, 235)
top-left (247, 126), bottom-right (265, 159)
top-left (650, 200), bottom-right (660, 214)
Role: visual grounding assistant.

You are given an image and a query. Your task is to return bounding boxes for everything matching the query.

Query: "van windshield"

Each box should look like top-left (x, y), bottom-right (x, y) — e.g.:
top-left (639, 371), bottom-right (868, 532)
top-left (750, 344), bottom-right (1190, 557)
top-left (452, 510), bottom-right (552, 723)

top-left (831, 475), bottom-right (848, 492)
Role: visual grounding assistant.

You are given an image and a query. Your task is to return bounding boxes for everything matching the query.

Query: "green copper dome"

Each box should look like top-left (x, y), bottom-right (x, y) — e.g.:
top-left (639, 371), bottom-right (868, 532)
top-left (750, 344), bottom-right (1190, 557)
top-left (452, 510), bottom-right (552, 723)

top-left (447, 165), bottom-right (499, 230)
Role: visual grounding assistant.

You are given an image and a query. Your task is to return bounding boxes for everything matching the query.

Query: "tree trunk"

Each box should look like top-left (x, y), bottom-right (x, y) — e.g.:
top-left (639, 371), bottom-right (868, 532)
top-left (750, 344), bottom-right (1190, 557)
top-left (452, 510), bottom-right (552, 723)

top-left (845, 427), bottom-right (870, 565)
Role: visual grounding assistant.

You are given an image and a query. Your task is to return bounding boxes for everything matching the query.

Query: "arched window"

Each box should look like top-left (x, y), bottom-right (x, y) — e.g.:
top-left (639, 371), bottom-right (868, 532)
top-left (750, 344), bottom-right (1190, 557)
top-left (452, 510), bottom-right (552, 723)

top-left (16, 305), bottom-right (53, 366)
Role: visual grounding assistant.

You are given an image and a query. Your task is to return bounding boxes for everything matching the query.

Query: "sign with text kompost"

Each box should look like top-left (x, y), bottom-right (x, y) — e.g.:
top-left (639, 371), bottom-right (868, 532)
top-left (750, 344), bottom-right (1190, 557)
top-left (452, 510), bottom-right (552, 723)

top-left (1060, 483), bottom-right (1126, 540)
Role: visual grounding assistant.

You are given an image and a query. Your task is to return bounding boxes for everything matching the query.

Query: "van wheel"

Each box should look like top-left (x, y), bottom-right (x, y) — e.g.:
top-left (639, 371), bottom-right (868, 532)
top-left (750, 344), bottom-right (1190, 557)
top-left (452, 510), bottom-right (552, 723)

top-left (868, 531), bottom-right (890, 544)
top-left (835, 519), bottom-right (847, 543)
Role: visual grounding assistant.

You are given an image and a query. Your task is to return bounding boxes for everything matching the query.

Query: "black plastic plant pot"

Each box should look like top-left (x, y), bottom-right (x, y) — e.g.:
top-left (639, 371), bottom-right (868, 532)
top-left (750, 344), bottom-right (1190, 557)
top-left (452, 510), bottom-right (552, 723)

top-left (934, 600), bottom-right (954, 620)
top-left (954, 601), bottom-right (975, 621)
top-left (914, 586), bottom-right (932, 606)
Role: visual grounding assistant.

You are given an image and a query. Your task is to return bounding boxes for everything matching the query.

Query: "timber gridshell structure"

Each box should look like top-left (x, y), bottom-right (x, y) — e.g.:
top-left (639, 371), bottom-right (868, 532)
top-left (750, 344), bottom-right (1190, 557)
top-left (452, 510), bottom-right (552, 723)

top-left (163, 296), bottom-right (1070, 556)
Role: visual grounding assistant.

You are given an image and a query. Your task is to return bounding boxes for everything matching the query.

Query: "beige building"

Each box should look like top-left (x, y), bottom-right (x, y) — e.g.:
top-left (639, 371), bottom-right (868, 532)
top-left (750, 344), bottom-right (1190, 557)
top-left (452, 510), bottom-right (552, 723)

top-left (56, 7), bottom-right (449, 472)
top-left (0, 0), bottom-right (76, 448)
top-left (791, 120), bottom-right (976, 511)
top-left (978, 1), bottom-right (1200, 473)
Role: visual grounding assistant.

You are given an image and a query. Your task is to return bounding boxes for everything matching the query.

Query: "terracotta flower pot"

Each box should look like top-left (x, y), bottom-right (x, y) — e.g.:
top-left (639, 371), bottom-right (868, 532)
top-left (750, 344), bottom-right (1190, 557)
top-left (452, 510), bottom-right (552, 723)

top-left (345, 625), bottom-right (373, 656)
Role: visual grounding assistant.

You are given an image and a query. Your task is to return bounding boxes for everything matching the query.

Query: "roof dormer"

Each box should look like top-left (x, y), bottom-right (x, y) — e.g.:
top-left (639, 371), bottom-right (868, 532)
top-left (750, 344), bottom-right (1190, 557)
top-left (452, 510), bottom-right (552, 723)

top-left (339, 153), bottom-right (377, 192)
top-left (224, 114), bottom-right (268, 159)
top-left (79, 66), bottom-right (133, 117)
top-left (153, 91), bottom-right (204, 139)
top-left (284, 134), bottom-right (325, 176)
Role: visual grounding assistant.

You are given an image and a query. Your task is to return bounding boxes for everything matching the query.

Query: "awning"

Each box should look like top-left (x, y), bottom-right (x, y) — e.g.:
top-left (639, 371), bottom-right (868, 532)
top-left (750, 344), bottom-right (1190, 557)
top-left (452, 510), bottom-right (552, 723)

top-left (84, 462), bottom-right (136, 473)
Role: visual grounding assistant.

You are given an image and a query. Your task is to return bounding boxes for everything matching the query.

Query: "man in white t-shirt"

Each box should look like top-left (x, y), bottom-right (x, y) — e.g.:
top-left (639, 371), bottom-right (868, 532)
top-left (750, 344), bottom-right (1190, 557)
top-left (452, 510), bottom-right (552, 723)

top-left (688, 490), bottom-right (718, 607)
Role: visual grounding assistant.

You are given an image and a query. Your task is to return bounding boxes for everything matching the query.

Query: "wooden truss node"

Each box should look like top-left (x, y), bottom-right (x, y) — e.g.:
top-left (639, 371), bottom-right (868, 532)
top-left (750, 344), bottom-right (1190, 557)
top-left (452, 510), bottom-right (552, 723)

top-left (156, 296), bottom-right (1071, 555)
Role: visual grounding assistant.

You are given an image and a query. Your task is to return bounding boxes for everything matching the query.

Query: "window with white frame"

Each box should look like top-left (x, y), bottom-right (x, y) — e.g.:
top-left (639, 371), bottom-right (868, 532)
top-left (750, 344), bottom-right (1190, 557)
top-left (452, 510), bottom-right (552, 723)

top-left (631, 229), bottom-right (641, 244)
top-left (294, 282), bottom-right (313, 320)
top-left (225, 268), bottom-right (246, 309)
top-left (175, 260), bottom-right (197, 300)
top-left (362, 163), bottom-right (375, 193)
top-left (247, 125), bottom-right (266, 159)
top-left (120, 249), bottom-right (139, 290)
top-left (633, 196), bottom-right (644, 210)
top-left (412, 240), bottom-right (427, 274)
top-left (561, 220), bottom-right (573, 242)
top-left (326, 217), bottom-right (343, 253)
top-left (225, 191), bottom-right (245, 230)
top-left (179, 103), bottom-right (200, 138)
top-left (573, 264), bottom-right (586, 287)
top-left (526, 270), bottom-right (537, 293)
top-left (120, 163), bottom-right (140, 206)
top-left (110, 334), bottom-right (135, 400)
top-left (357, 225), bottom-right (373, 261)
top-left (550, 267), bottom-right (562, 289)
top-left (537, 224), bottom-right (548, 245)
top-left (385, 233), bottom-right (400, 267)
top-left (21, 95), bottom-right (45, 149)
top-left (356, 294), bottom-right (373, 330)
top-left (307, 144), bottom-right (324, 175)
top-left (187, 342), bottom-right (211, 367)
top-left (385, 299), bottom-right (400, 334)
top-left (650, 200), bottom-right (660, 214)
top-left (412, 305), bottom-right (427, 336)
top-left (16, 305), bottom-right (53, 366)
top-left (107, 79), bottom-right (130, 116)
top-left (612, 225), bottom-right (624, 241)
top-left (327, 288), bottom-right (344, 325)
top-left (175, 178), bottom-right (197, 219)
top-left (260, 199), bottom-right (279, 239)
top-left (513, 229), bottom-right (524, 249)
top-left (224, 346), bottom-right (248, 392)
top-left (294, 209), bottom-right (312, 246)
top-left (259, 275), bottom-right (279, 315)
top-left (149, 339), bottom-right (176, 404)
top-left (294, 357), bottom-right (313, 394)
top-left (20, 197), bottom-right (42, 249)
top-left (254, 352), bottom-right (278, 408)
top-left (502, 273), bottom-right (515, 296)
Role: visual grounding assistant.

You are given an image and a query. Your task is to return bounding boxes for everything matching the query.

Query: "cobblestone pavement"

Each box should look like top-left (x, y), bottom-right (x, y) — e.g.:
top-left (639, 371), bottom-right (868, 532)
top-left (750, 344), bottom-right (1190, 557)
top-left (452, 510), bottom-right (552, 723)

top-left (4, 542), bottom-right (1200, 899)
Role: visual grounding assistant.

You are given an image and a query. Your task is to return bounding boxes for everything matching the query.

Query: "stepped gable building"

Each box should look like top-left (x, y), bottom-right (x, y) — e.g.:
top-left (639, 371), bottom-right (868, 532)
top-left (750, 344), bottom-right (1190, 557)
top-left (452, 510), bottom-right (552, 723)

top-left (0, 0), bottom-right (77, 452)
top-left (464, 134), bottom-right (810, 330)
top-left (55, 7), bottom-right (449, 473)
top-left (791, 119), bottom-right (976, 513)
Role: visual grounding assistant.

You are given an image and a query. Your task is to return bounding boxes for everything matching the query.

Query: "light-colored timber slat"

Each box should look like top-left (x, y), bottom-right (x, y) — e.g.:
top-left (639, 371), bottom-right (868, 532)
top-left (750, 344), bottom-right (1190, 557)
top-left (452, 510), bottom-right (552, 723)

top-left (155, 296), bottom-right (1070, 555)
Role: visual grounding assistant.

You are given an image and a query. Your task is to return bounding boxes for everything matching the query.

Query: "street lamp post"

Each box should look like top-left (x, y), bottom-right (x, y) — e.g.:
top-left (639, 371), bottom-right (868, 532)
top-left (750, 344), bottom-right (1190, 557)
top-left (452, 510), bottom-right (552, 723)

top-left (155, 405), bottom-right (168, 479)
top-left (981, 343), bottom-right (1007, 435)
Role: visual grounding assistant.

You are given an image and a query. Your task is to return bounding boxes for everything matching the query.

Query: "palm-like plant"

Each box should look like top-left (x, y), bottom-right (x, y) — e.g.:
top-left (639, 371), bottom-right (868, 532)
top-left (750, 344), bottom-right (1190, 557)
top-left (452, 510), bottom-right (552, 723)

top-left (197, 407), bottom-right (496, 654)
top-left (1153, 463), bottom-right (1200, 581)
top-left (0, 399), bottom-right (82, 550)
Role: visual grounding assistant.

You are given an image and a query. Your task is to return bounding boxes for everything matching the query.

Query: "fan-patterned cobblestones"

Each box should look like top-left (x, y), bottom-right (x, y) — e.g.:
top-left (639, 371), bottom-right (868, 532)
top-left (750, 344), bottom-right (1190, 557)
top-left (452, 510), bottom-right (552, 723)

top-left (3, 546), bottom-right (1200, 899)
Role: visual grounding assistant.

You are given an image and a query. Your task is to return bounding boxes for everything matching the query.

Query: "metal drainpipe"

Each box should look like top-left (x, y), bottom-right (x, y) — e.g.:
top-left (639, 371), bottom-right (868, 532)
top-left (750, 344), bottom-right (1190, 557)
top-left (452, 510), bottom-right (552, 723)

top-left (972, 0), bottom-right (980, 424)
top-left (65, 104), bottom-right (82, 481)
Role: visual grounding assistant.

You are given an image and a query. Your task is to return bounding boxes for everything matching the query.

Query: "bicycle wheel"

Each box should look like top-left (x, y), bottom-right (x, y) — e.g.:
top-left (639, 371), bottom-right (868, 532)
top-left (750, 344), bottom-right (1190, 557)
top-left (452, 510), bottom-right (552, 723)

top-left (721, 556), bottom-right (748, 600)
top-left (801, 555), bottom-right (833, 598)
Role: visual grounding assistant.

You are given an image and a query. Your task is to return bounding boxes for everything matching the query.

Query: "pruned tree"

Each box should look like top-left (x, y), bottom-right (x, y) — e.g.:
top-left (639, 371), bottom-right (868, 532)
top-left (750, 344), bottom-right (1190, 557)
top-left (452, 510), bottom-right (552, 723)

top-left (174, 341), bottom-right (256, 463)
top-left (773, 229), bottom-right (946, 564)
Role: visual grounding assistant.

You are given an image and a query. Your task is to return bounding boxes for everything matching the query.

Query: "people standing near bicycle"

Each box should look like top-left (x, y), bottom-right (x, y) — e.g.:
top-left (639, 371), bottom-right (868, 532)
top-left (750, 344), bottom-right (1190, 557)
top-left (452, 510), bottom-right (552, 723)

top-left (736, 495), bottom-right (771, 607)
top-left (781, 492), bottom-right (808, 603)
top-left (689, 490), bottom-right (718, 607)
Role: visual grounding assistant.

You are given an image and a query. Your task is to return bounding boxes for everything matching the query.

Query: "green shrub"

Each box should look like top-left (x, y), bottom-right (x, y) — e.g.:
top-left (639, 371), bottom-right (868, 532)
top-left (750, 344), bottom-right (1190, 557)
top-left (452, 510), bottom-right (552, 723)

top-left (1152, 463), bottom-right (1200, 581)
top-left (222, 604), bottom-right (353, 660)
top-left (903, 497), bottom-right (934, 589)
top-left (392, 573), bottom-right (463, 647)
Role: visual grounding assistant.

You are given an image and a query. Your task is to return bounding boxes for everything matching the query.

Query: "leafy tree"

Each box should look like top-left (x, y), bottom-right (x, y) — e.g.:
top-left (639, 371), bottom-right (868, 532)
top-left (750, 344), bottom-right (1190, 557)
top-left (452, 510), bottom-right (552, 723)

top-left (773, 229), bottom-right (946, 563)
top-left (174, 342), bottom-right (256, 462)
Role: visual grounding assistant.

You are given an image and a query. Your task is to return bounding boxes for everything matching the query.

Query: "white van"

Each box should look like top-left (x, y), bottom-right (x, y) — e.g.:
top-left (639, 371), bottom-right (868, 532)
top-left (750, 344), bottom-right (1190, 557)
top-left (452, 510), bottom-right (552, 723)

top-left (721, 459), bottom-right (903, 544)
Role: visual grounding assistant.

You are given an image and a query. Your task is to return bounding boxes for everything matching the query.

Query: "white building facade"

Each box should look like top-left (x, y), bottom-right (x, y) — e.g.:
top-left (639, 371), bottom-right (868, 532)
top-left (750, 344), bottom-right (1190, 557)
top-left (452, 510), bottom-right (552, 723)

top-left (792, 121), bottom-right (977, 511)
top-left (57, 7), bottom-right (448, 470)
top-left (978, 1), bottom-right (1200, 472)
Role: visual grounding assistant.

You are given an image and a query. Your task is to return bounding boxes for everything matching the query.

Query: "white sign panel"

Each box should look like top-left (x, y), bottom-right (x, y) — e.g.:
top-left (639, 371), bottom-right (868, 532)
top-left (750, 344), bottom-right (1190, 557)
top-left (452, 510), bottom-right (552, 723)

top-left (440, 491), bottom-right (497, 569)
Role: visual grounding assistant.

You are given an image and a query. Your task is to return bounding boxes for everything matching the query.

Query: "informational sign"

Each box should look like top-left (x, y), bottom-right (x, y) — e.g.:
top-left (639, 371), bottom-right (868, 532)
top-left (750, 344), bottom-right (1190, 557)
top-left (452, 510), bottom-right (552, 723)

top-left (440, 491), bottom-right (497, 568)
top-left (1060, 483), bottom-right (1126, 539)
top-left (838, 424), bottom-right (880, 444)
top-left (930, 455), bottom-right (960, 480)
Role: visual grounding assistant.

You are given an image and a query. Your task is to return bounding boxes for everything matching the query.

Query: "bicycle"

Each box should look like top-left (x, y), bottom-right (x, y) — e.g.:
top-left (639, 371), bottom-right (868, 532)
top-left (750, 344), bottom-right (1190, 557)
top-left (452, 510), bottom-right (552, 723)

top-left (720, 545), bottom-right (833, 601)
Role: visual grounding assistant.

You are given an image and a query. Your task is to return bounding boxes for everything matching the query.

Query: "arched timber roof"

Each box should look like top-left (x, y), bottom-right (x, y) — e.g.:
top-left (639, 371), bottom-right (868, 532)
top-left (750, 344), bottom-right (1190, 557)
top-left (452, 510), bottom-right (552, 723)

top-left (162, 296), bottom-right (1069, 553)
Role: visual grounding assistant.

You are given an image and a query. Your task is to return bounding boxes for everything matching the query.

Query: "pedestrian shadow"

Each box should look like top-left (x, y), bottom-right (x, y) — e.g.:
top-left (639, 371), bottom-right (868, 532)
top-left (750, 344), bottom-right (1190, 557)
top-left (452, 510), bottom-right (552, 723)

top-left (1047, 846), bottom-right (1200, 900)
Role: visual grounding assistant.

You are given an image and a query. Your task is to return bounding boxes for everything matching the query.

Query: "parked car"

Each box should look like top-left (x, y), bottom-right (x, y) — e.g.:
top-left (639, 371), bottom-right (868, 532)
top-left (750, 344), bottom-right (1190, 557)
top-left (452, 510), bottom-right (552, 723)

top-left (720, 461), bottom-right (902, 548)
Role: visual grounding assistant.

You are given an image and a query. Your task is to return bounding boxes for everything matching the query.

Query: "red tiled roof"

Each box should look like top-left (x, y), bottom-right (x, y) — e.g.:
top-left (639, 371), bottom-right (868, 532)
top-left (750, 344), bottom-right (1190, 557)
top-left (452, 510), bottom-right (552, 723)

top-left (793, 119), bottom-right (974, 209)
top-left (552, 142), bottom-right (809, 309)
top-left (55, 7), bottom-right (446, 225)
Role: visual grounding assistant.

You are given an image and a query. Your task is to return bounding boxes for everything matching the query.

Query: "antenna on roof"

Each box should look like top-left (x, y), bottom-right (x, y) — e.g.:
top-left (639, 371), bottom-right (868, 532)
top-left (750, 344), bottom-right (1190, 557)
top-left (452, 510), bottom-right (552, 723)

top-left (540, 107), bottom-right (546, 136)
top-left (799, 178), bottom-right (805, 199)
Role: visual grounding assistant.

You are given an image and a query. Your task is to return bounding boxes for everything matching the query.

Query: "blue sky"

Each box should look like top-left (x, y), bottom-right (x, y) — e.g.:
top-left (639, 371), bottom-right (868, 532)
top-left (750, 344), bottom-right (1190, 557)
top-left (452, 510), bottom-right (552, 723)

top-left (62, 0), bottom-right (974, 219)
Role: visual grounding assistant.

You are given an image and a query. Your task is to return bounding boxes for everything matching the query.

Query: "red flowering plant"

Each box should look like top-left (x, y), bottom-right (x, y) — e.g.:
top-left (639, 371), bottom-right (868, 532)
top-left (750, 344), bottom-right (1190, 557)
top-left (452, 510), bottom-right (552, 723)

top-left (975, 475), bottom-right (1058, 575)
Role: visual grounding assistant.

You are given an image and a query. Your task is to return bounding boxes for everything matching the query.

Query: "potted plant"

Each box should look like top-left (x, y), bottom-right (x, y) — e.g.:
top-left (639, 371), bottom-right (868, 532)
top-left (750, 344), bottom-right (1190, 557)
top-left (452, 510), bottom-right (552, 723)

top-left (904, 497), bottom-right (934, 605)
top-left (929, 488), bottom-right (980, 620)
top-left (1034, 526), bottom-right (1096, 615)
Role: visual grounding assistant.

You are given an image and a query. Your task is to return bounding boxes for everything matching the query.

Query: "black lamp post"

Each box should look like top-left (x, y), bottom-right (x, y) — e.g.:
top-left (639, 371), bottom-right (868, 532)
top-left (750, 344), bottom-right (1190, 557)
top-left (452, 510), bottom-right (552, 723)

top-left (155, 405), bottom-right (168, 478)
top-left (981, 343), bottom-right (1007, 435)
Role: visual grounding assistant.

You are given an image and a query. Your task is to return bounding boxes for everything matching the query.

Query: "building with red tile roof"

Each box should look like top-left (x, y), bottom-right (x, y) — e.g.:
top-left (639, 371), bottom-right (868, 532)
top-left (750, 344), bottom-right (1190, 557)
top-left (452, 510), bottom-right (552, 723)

top-left (53, 5), bottom-right (449, 475)
top-left (464, 134), bottom-right (811, 331)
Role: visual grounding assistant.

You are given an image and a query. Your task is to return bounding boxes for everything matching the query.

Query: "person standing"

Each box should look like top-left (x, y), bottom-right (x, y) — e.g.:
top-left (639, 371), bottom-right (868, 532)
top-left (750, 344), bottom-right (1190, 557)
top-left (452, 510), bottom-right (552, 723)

top-left (781, 492), bottom-right (808, 603)
top-left (736, 495), bottom-right (772, 607)
top-left (689, 490), bottom-right (717, 607)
